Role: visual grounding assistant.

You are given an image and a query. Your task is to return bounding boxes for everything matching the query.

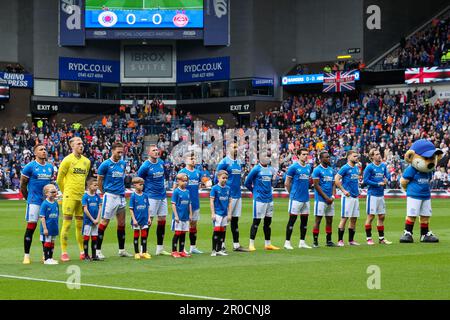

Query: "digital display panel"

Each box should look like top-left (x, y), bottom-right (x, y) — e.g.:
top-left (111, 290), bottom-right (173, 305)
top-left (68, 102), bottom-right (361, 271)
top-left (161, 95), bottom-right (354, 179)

top-left (85, 0), bottom-right (203, 29)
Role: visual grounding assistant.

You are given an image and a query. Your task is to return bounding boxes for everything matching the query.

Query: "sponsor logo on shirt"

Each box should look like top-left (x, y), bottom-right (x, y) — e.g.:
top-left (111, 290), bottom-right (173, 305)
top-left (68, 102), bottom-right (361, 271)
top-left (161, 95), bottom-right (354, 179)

top-left (152, 172), bottom-right (164, 178)
top-left (323, 176), bottom-right (333, 182)
top-left (298, 173), bottom-right (310, 180)
top-left (73, 168), bottom-right (87, 174)
top-left (136, 205), bottom-right (147, 210)
top-left (112, 171), bottom-right (124, 178)
top-left (180, 200), bottom-right (190, 205)
top-left (417, 178), bottom-right (429, 184)
top-left (37, 173), bottom-right (52, 180)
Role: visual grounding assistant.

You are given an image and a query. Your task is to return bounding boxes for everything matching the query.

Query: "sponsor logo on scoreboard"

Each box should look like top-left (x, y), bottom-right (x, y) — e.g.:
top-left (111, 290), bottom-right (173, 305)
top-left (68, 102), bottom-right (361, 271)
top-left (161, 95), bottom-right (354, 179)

top-left (98, 10), bottom-right (118, 27)
top-left (173, 11), bottom-right (189, 27)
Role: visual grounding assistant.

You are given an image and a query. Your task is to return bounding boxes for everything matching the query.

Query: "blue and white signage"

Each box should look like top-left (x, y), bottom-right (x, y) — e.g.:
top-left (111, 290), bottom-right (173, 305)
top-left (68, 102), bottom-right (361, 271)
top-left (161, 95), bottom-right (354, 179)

top-left (177, 56), bottom-right (230, 83)
top-left (0, 72), bottom-right (33, 88)
top-left (252, 78), bottom-right (274, 87)
top-left (282, 71), bottom-right (360, 86)
top-left (59, 57), bottom-right (120, 83)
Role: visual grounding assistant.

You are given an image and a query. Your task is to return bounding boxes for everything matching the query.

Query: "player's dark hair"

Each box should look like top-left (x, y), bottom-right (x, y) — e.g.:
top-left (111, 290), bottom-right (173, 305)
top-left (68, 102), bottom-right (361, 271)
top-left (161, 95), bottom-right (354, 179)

top-left (346, 150), bottom-right (357, 158)
top-left (33, 143), bottom-right (45, 152)
top-left (369, 148), bottom-right (378, 161)
top-left (112, 141), bottom-right (124, 150)
top-left (319, 150), bottom-right (329, 160)
top-left (297, 147), bottom-right (308, 155)
top-left (86, 178), bottom-right (97, 188)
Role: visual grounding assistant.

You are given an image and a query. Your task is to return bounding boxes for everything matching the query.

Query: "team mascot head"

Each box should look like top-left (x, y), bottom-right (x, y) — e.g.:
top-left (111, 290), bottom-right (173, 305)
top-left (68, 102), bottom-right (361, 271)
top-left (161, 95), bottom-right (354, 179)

top-left (404, 139), bottom-right (443, 172)
top-left (400, 139), bottom-right (443, 244)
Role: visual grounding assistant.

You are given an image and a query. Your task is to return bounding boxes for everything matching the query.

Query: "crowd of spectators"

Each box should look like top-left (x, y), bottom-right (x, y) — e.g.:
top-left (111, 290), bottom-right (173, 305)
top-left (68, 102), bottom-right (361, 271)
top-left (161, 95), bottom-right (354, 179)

top-left (381, 12), bottom-right (450, 70)
top-left (2, 63), bottom-right (25, 73)
top-left (1, 90), bottom-right (450, 192)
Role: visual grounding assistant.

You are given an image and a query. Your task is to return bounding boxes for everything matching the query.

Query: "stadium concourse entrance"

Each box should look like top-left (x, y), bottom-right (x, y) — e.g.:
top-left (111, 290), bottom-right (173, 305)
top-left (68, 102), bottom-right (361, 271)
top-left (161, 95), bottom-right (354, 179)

top-left (177, 99), bottom-right (280, 128)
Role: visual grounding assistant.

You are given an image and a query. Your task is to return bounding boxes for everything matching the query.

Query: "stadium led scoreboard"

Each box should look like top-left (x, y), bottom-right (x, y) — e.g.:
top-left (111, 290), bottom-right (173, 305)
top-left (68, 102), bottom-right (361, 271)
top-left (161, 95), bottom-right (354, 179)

top-left (85, 0), bottom-right (204, 29)
top-left (59, 0), bottom-right (230, 46)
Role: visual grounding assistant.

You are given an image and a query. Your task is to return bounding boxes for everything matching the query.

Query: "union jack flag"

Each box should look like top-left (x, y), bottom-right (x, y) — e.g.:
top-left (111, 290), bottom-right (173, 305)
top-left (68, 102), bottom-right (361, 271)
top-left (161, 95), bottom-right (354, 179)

top-left (323, 70), bottom-right (357, 93)
top-left (405, 67), bottom-right (450, 84)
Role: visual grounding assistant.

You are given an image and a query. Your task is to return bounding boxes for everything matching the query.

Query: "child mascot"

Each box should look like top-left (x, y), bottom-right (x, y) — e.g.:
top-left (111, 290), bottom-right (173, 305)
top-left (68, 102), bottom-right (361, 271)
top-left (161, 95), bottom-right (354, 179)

top-left (400, 139), bottom-right (444, 243)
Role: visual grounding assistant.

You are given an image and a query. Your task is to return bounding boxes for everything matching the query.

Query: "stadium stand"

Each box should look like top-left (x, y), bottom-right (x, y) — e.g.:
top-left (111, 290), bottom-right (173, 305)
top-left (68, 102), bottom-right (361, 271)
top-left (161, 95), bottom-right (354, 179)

top-left (373, 9), bottom-right (450, 70)
top-left (1, 89), bottom-right (449, 192)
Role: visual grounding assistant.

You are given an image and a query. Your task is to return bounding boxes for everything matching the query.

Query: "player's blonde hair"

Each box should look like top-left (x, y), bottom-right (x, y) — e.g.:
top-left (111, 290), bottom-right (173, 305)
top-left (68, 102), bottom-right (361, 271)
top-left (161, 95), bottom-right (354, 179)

top-left (69, 137), bottom-right (82, 147)
top-left (217, 170), bottom-right (228, 178)
top-left (132, 177), bottom-right (144, 185)
top-left (43, 184), bottom-right (56, 196)
top-left (176, 173), bottom-right (188, 181)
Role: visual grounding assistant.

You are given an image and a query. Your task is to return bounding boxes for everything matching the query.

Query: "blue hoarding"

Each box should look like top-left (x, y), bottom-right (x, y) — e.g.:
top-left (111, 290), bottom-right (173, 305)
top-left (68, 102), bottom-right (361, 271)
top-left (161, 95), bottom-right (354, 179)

top-left (0, 72), bottom-right (33, 88)
top-left (203, 0), bottom-right (230, 46)
top-left (59, 57), bottom-right (120, 83)
top-left (177, 57), bottom-right (230, 83)
top-left (282, 71), bottom-right (360, 86)
top-left (252, 78), bottom-right (274, 87)
top-left (59, 0), bottom-right (85, 46)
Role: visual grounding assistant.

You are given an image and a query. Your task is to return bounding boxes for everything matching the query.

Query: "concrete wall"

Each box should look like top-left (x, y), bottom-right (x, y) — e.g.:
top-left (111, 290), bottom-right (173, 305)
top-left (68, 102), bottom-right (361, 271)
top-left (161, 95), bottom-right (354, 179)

top-left (0, 0), bottom-right (19, 63)
top-left (295, 0), bottom-right (364, 64)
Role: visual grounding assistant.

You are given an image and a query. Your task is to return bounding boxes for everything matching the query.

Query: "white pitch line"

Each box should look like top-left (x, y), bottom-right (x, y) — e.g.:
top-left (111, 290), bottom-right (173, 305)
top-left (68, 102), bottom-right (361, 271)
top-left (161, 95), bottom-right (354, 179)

top-left (0, 274), bottom-right (228, 300)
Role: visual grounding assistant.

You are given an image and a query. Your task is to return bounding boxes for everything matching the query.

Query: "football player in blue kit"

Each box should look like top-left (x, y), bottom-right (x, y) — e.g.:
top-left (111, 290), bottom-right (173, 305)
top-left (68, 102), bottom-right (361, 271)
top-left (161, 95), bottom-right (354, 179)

top-left (284, 148), bottom-right (313, 249)
top-left (20, 144), bottom-right (54, 264)
top-left (178, 154), bottom-right (203, 254)
top-left (335, 150), bottom-right (361, 246)
top-left (129, 177), bottom-right (152, 260)
top-left (138, 144), bottom-right (171, 256)
top-left (210, 170), bottom-right (232, 256)
top-left (171, 173), bottom-right (192, 258)
top-left (363, 148), bottom-right (393, 245)
top-left (311, 151), bottom-right (337, 247)
top-left (216, 143), bottom-right (249, 252)
top-left (81, 178), bottom-right (102, 261)
top-left (245, 157), bottom-right (279, 251)
top-left (96, 142), bottom-right (133, 259)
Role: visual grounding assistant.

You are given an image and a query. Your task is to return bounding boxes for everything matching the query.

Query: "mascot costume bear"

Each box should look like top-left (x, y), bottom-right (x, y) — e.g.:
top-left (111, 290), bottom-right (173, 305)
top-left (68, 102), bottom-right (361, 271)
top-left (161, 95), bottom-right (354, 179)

top-left (400, 139), bottom-right (444, 243)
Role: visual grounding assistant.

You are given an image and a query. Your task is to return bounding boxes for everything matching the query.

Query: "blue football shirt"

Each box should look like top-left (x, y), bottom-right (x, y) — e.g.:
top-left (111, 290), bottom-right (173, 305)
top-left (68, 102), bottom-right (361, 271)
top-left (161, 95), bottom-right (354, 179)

top-left (97, 158), bottom-right (126, 195)
top-left (179, 167), bottom-right (201, 211)
top-left (210, 184), bottom-right (231, 217)
top-left (171, 187), bottom-right (191, 221)
top-left (337, 163), bottom-right (360, 197)
top-left (39, 199), bottom-right (59, 236)
top-left (403, 166), bottom-right (432, 200)
top-left (137, 159), bottom-right (166, 200)
top-left (312, 164), bottom-right (334, 202)
top-left (286, 162), bottom-right (311, 202)
top-left (21, 161), bottom-right (54, 205)
top-left (81, 192), bottom-right (101, 226)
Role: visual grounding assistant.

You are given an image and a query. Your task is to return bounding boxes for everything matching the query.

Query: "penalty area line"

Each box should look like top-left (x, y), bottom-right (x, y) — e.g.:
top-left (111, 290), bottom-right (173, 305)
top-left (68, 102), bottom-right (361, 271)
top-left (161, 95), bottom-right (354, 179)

top-left (0, 274), bottom-right (228, 300)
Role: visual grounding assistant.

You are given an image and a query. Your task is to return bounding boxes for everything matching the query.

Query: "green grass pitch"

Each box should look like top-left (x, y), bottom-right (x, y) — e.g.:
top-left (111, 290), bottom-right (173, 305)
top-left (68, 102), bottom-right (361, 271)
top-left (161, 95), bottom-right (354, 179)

top-left (86, 0), bottom-right (203, 10)
top-left (1, 198), bottom-right (449, 300)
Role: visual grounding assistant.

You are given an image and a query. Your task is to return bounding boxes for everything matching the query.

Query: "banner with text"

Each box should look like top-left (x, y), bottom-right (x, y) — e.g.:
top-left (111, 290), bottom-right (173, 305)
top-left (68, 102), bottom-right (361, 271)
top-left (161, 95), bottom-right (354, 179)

top-left (177, 56), bottom-right (230, 83)
top-left (59, 57), bottom-right (120, 83)
top-left (0, 72), bottom-right (33, 88)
